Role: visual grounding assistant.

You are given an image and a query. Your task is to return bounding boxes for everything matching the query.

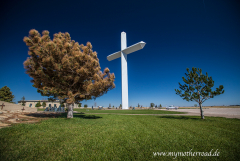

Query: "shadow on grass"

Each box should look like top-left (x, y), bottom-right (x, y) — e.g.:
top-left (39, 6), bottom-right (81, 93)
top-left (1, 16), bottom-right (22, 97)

top-left (157, 115), bottom-right (202, 120)
top-left (25, 112), bottom-right (102, 119)
top-left (73, 113), bottom-right (102, 119)
top-left (25, 112), bottom-right (62, 118)
top-left (58, 113), bottom-right (102, 119)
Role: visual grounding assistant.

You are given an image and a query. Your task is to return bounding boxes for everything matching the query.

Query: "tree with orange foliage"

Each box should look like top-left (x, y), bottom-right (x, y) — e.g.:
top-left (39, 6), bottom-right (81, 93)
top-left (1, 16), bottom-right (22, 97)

top-left (23, 29), bottom-right (115, 118)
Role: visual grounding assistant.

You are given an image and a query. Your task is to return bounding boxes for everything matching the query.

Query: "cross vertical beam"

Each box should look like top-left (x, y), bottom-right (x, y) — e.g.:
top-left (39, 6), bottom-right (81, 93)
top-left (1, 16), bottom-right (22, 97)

top-left (121, 32), bottom-right (128, 109)
top-left (107, 32), bottom-right (146, 110)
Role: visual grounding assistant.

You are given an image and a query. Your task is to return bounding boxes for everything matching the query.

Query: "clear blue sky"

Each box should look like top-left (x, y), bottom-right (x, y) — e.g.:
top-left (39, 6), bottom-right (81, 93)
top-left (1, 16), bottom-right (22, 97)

top-left (0, 0), bottom-right (239, 107)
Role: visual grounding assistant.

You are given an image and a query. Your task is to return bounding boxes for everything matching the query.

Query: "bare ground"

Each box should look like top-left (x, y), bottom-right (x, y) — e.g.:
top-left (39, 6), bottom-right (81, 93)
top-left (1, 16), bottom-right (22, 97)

top-left (0, 111), bottom-right (62, 129)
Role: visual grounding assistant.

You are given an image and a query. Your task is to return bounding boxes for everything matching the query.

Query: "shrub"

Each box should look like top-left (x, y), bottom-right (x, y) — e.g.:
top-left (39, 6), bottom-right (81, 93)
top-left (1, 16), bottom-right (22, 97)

top-left (35, 101), bottom-right (42, 107)
top-left (42, 101), bottom-right (46, 107)
top-left (150, 103), bottom-right (155, 107)
top-left (60, 103), bottom-right (65, 107)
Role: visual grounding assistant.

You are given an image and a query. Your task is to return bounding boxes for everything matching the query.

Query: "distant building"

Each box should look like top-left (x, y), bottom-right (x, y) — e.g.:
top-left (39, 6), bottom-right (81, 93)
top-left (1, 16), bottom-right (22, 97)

top-left (17, 100), bottom-right (79, 108)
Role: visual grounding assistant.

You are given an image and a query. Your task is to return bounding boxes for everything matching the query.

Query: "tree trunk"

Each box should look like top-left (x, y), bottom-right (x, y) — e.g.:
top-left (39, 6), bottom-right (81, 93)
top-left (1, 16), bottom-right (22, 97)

top-left (67, 103), bottom-right (73, 118)
top-left (199, 103), bottom-right (204, 119)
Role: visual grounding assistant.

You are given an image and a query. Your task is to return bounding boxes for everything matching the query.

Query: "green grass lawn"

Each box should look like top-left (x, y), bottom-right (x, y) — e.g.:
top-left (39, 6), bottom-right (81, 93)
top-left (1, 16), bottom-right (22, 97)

top-left (0, 113), bottom-right (239, 160)
top-left (37, 108), bottom-right (44, 111)
top-left (38, 108), bottom-right (186, 114)
top-left (75, 109), bottom-right (187, 114)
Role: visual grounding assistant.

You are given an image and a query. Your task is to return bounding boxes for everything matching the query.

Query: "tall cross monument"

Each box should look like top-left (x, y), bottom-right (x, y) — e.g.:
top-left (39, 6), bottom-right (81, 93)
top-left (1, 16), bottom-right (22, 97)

top-left (107, 32), bottom-right (146, 109)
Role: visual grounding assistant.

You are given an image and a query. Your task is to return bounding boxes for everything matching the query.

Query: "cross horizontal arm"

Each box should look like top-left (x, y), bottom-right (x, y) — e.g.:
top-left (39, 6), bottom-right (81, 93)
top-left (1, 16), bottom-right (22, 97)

top-left (107, 41), bottom-right (146, 61)
top-left (107, 51), bottom-right (121, 61)
top-left (122, 41), bottom-right (146, 54)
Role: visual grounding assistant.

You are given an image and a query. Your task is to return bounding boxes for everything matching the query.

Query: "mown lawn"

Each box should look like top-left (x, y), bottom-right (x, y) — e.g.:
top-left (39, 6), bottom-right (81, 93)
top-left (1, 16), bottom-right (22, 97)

top-left (38, 108), bottom-right (186, 114)
top-left (0, 113), bottom-right (239, 160)
top-left (75, 109), bottom-right (186, 114)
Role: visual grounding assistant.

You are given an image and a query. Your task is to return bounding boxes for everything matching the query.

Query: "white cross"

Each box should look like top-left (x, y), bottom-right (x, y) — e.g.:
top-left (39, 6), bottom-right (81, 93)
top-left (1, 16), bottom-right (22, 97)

top-left (107, 32), bottom-right (146, 109)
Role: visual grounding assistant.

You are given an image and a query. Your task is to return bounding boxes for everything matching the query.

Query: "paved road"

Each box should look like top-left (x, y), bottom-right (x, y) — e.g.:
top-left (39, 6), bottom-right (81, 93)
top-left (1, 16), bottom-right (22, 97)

top-left (82, 108), bottom-right (240, 119)
top-left (168, 108), bottom-right (240, 119)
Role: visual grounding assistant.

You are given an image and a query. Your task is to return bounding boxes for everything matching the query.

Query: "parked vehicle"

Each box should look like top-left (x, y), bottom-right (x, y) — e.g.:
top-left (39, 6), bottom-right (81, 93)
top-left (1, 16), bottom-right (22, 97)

top-left (166, 105), bottom-right (178, 110)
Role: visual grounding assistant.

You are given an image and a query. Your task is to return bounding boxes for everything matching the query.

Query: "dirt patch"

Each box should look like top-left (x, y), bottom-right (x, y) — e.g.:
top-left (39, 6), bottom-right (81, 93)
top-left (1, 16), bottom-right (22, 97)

top-left (0, 111), bottom-right (63, 129)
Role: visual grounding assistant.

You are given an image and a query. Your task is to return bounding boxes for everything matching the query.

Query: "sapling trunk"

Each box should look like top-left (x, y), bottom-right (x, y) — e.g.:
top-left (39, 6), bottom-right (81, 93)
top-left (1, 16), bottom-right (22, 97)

top-left (199, 103), bottom-right (204, 119)
top-left (67, 103), bottom-right (73, 118)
